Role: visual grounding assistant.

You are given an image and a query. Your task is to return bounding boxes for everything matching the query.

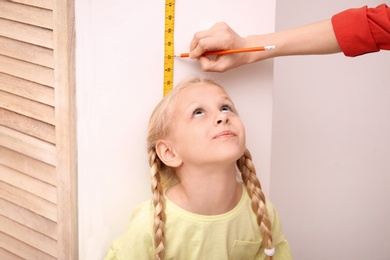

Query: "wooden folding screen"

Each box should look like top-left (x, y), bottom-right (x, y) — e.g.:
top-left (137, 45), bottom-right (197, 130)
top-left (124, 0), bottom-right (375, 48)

top-left (0, 0), bottom-right (77, 259)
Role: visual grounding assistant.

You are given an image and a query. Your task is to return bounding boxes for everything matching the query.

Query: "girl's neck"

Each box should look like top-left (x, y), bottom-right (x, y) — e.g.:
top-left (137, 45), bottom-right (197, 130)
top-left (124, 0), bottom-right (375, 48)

top-left (166, 164), bottom-right (242, 215)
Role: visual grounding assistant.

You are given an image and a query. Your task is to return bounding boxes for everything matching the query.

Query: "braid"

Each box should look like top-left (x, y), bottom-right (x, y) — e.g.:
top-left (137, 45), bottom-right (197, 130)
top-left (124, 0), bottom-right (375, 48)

top-left (149, 149), bottom-right (166, 260)
top-left (146, 77), bottom-right (210, 259)
top-left (237, 148), bottom-right (274, 259)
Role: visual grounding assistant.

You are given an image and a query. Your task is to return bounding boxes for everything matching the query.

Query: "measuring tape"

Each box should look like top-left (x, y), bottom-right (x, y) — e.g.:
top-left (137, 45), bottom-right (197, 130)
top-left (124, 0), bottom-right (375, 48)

top-left (163, 0), bottom-right (175, 96)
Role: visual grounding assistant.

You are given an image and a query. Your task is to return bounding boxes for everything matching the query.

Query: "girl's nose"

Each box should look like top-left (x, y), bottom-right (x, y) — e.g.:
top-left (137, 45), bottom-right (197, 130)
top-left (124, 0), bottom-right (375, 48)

top-left (216, 112), bottom-right (229, 125)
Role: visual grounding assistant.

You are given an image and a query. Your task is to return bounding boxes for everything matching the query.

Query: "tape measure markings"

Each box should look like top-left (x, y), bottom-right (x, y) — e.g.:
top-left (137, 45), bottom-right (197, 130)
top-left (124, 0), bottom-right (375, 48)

top-left (163, 0), bottom-right (175, 96)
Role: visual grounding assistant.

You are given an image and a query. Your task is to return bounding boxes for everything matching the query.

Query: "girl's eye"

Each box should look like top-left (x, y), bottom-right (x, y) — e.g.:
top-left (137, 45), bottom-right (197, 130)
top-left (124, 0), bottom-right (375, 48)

top-left (221, 105), bottom-right (232, 113)
top-left (193, 109), bottom-right (204, 117)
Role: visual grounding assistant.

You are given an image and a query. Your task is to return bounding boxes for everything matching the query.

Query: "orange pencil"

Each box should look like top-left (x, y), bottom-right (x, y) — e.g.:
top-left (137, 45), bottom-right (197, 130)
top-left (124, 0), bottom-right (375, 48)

top-left (175, 45), bottom-right (275, 58)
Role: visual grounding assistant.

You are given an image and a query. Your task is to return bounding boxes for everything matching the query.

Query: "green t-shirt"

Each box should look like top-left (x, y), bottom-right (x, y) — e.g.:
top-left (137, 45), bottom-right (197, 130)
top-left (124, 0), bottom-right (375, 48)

top-left (105, 184), bottom-right (293, 259)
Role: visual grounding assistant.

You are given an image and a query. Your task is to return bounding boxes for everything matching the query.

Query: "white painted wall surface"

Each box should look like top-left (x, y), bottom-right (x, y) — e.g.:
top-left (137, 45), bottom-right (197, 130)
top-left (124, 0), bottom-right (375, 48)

top-left (75, 1), bottom-right (275, 259)
top-left (272, 0), bottom-right (390, 259)
top-left (76, 0), bottom-right (390, 259)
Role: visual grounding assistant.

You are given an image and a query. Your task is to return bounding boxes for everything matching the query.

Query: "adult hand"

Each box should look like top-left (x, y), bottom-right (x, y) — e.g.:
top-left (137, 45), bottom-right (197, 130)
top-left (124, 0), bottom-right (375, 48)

top-left (189, 22), bottom-right (260, 72)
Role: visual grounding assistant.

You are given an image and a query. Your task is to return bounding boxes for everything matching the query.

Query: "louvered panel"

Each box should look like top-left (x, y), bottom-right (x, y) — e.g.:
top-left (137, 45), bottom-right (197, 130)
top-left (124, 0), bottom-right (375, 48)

top-left (8, 0), bottom-right (53, 10)
top-left (0, 73), bottom-right (54, 106)
top-left (0, 216), bottom-right (57, 258)
top-left (0, 55), bottom-right (54, 87)
top-left (0, 0), bottom-right (53, 29)
top-left (0, 165), bottom-right (57, 203)
top-left (0, 36), bottom-right (54, 68)
top-left (0, 247), bottom-right (24, 260)
top-left (0, 18), bottom-right (52, 49)
top-left (0, 91), bottom-right (54, 125)
top-left (0, 108), bottom-right (55, 143)
top-left (1, 0), bottom-right (77, 258)
top-left (0, 146), bottom-right (56, 186)
top-left (0, 126), bottom-right (56, 166)
top-left (0, 182), bottom-right (57, 222)
top-left (0, 232), bottom-right (55, 260)
top-left (0, 198), bottom-right (57, 240)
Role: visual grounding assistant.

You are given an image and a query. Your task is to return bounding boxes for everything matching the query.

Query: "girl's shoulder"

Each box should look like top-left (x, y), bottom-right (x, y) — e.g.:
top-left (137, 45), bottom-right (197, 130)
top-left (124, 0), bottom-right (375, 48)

top-left (131, 199), bottom-right (153, 220)
top-left (104, 200), bottom-right (154, 260)
top-left (117, 199), bottom-right (154, 239)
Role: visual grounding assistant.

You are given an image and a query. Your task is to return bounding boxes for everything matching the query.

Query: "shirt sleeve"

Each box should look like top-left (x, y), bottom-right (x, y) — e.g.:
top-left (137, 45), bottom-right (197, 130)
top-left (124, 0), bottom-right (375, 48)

top-left (331, 4), bottom-right (390, 56)
top-left (267, 200), bottom-right (294, 259)
top-left (104, 201), bottom-right (154, 260)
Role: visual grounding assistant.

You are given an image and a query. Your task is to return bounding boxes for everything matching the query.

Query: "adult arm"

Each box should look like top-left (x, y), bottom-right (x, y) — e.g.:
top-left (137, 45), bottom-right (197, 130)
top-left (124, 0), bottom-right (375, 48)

top-left (190, 4), bottom-right (389, 72)
top-left (332, 3), bottom-right (390, 56)
top-left (189, 20), bottom-right (340, 72)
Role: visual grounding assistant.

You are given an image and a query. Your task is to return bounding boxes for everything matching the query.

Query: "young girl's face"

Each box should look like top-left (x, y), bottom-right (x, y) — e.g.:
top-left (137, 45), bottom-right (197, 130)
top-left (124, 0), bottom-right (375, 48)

top-left (168, 83), bottom-right (246, 167)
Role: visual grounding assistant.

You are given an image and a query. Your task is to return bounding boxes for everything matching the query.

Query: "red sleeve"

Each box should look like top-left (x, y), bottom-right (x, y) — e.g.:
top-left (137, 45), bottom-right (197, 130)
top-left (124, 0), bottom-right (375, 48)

top-left (331, 4), bottom-right (390, 57)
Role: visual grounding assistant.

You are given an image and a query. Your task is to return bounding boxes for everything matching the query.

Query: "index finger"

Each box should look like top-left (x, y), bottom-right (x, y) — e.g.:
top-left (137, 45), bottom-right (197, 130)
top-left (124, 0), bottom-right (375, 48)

top-left (190, 29), bottom-right (209, 51)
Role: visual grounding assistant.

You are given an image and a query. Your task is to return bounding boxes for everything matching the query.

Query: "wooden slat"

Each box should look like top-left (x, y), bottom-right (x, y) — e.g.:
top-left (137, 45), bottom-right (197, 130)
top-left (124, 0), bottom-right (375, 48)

top-left (0, 146), bottom-right (56, 186)
top-left (0, 182), bottom-right (57, 222)
top-left (8, 0), bottom-right (53, 10)
top-left (0, 198), bottom-right (57, 240)
top-left (0, 247), bottom-right (24, 260)
top-left (0, 108), bottom-right (55, 143)
top-left (53, 0), bottom-right (78, 258)
top-left (0, 232), bottom-right (55, 260)
top-left (0, 91), bottom-right (55, 125)
top-left (0, 18), bottom-right (52, 49)
top-left (0, 126), bottom-right (56, 166)
top-left (0, 36), bottom-right (54, 68)
top-left (0, 165), bottom-right (57, 203)
top-left (0, 216), bottom-right (57, 258)
top-left (0, 1), bottom-right (53, 29)
top-left (0, 55), bottom-right (54, 87)
top-left (0, 73), bottom-right (54, 105)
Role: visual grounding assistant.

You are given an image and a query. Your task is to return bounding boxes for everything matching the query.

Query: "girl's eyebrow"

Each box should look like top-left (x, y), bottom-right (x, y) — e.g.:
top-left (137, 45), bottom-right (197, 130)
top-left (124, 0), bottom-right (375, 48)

top-left (221, 96), bottom-right (235, 105)
top-left (223, 97), bottom-right (233, 103)
top-left (221, 95), bottom-right (234, 102)
top-left (184, 101), bottom-right (201, 111)
top-left (182, 95), bottom-right (234, 111)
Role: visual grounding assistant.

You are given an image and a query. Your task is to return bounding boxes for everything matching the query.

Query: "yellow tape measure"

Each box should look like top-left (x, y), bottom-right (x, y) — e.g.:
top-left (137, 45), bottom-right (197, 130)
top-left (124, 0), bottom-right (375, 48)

top-left (163, 0), bottom-right (175, 96)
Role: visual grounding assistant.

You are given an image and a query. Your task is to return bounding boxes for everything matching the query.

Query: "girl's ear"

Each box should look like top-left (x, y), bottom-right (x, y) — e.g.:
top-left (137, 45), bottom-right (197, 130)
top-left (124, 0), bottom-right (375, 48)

top-left (155, 140), bottom-right (182, 168)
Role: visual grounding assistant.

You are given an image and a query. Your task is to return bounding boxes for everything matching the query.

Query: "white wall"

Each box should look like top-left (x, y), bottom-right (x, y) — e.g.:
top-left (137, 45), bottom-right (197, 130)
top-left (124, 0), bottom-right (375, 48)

top-left (271, 1), bottom-right (390, 259)
top-left (75, 1), bottom-right (275, 259)
top-left (76, 1), bottom-right (390, 259)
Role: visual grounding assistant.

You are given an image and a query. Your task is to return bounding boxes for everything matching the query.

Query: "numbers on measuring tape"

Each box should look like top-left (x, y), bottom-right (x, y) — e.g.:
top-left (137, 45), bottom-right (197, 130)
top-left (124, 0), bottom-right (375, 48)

top-left (163, 0), bottom-right (175, 96)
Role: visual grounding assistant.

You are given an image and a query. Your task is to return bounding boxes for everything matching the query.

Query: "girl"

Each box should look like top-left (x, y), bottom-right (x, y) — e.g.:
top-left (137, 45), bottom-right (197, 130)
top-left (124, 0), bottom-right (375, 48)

top-left (105, 77), bottom-right (292, 259)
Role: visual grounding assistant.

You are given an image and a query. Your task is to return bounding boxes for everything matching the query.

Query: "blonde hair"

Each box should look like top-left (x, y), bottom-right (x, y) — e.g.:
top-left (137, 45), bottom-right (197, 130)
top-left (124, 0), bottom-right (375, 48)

top-left (147, 77), bottom-right (274, 260)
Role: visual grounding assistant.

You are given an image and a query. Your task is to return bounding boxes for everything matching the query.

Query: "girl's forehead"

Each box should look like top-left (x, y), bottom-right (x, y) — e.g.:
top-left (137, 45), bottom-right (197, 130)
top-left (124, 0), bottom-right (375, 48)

top-left (178, 83), bottom-right (228, 98)
top-left (171, 84), bottom-right (234, 114)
